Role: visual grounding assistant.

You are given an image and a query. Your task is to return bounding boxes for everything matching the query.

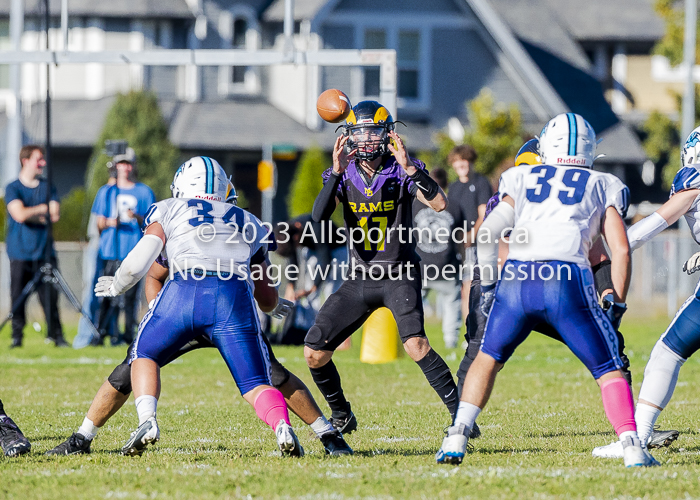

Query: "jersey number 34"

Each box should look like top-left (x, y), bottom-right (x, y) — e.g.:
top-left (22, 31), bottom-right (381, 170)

top-left (526, 166), bottom-right (590, 205)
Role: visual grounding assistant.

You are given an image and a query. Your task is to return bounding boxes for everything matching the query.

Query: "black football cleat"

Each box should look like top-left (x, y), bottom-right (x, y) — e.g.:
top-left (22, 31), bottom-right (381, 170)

top-left (329, 403), bottom-right (357, 435)
top-left (0, 415), bottom-right (31, 457)
top-left (53, 336), bottom-right (70, 348)
top-left (46, 433), bottom-right (92, 456)
top-left (320, 430), bottom-right (353, 456)
top-left (647, 427), bottom-right (679, 449)
top-left (469, 422), bottom-right (481, 439)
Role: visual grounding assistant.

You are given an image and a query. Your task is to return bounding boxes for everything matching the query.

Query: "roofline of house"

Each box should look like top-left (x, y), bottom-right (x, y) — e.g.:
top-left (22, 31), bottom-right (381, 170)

top-left (464, 0), bottom-right (568, 120)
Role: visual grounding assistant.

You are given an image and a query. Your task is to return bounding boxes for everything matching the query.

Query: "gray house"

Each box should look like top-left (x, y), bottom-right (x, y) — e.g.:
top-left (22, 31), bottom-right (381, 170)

top-left (0, 0), bottom-right (668, 218)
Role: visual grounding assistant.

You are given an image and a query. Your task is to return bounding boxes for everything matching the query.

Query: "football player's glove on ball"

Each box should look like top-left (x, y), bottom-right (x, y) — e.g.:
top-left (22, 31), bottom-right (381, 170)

top-left (602, 293), bottom-right (627, 331)
top-left (683, 251), bottom-right (700, 275)
top-left (270, 298), bottom-right (294, 319)
top-left (479, 282), bottom-right (497, 317)
top-left (95, 276), bottom-right (117, 297)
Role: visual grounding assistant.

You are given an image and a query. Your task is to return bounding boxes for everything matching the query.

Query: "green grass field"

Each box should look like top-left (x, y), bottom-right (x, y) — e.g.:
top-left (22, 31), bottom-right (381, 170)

top-left (2, 317), bottom-right (700, 499)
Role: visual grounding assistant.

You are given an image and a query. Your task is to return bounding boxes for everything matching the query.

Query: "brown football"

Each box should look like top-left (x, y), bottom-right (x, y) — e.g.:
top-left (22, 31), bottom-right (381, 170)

top-left (316, 89), bottom-right (351, 123)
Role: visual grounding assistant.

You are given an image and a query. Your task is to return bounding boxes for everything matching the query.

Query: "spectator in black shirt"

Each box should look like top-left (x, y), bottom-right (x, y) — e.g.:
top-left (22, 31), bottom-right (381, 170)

top-left (446, 145), bottom-right (493, 318)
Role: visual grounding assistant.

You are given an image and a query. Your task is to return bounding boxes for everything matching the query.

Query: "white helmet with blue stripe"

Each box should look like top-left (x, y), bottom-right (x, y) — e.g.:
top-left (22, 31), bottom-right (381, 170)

top-left (170, 156), bottom-right (229, 202)
top-left (681, 126), bottom-right (700, 167)
top-left (539, 113), bottom-right (597, 168)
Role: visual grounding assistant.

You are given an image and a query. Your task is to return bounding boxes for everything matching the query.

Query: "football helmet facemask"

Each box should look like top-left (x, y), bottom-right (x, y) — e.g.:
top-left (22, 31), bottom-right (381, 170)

top-left (225, 178), bottom-right (238, 205)
top-left (171, 156), bottom-right (229, 202)
top-left (681, 126), bottom-right (700, 167)
top-left (340, 100), bottom-right (399, 161)
top-left (539, 113), bottom-right (596, 168)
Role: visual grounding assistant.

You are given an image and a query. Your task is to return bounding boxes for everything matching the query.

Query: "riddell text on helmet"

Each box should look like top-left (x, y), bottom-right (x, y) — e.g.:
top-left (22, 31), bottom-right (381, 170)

top-left (556, 157), bottom-right (587, 165)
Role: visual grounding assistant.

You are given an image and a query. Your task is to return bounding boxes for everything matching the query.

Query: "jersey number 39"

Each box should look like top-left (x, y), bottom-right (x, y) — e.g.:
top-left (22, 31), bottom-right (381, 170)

top-left (526, 165), bottom-right (590, 205)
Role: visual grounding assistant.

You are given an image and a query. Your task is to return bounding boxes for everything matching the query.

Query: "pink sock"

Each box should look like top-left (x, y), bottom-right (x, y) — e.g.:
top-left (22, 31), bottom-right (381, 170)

top-left (600, 377), bottom-right (637, 436)
top-left (253, 388), bottom-right (290, 430)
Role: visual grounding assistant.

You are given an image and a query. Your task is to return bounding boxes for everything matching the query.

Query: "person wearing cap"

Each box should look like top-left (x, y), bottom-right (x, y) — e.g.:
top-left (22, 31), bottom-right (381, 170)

top-left (90, 148), bottom-right (155, 345)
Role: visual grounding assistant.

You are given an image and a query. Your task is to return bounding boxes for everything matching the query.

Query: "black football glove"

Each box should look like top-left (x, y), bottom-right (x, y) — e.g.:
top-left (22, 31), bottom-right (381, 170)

top-left (602, 293), bottom-right (627, 331)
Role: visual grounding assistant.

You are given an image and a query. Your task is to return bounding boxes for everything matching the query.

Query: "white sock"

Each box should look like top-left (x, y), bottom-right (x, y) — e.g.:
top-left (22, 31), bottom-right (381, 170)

top-left (453, 401), bottom-right (481, 430)
top-left (619, 430), bottom-right (639, 443)
top-left (310, 416), bottom-right (334, 437)
top-left (135, 395), bottom-right (158, 425)
top-left (77, 417), bottom-right (99, 441)
top-left (636, 403), bottom-right (662, 446)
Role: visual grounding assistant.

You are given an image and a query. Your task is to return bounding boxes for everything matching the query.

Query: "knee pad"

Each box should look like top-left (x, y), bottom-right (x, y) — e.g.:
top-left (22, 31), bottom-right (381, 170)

top-left (638, 340), bottom-right (686, 409)
top-left (270, 361), bottom-right (291, 388)
top-left (304, 325), bottom-right (324, 347)
top-left (107, 362), bottom-right (132, 396)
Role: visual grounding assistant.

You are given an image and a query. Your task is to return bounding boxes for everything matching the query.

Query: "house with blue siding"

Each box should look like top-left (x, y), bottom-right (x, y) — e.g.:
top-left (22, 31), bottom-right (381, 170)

top-left (0, 0), bottom-right (670, 218)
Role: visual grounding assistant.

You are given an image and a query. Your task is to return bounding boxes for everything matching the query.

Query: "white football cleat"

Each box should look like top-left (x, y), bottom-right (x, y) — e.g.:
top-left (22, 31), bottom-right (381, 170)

top-left (592, 439), bottom-right (623, 459)
top-left (121, 416), bottom-right (160, 456)
top-left (436, 424), bottom-right (469, 465)
top-left (622, 436), bottom-right (660, 467)
top-left (275, 420), bottom-right (304, 457)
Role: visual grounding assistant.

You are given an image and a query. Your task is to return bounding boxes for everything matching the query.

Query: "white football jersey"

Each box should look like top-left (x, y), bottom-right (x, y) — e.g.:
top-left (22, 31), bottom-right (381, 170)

top-left (670, 164), bottom-right (700, 245)
top-left (143, 198), bottom-right (272, 277)
top-left (498, 164), bottom-right (629, 266)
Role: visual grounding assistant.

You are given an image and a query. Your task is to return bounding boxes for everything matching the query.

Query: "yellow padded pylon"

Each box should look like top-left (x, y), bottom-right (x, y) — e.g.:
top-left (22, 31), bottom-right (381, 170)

top-left (360, 308), bottom-right (403, 364)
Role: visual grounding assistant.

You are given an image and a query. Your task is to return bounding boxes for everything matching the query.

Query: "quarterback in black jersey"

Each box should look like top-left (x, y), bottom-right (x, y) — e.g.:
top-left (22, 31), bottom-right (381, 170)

top-left (306, 100), bottom-right (459, 433)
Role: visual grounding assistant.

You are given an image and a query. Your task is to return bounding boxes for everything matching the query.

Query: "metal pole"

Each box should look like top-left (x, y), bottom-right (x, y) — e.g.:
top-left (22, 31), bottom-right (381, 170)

top-left (682, 0), bottom-right (698, 141)
top-left (44, 0), bottom-right (54, 337)
top-left (5, 0), bottom-right (23, 189)
top-left (667, 237), bottom-right (678, 318)
top-left (261, 144), bottom-right (275, 223)
top-left (283, 0), bottom-right (294, 57)
top-left (61, 0), bottom-right (68, 51)
top-left (379, 52), bottom-right (398, 119)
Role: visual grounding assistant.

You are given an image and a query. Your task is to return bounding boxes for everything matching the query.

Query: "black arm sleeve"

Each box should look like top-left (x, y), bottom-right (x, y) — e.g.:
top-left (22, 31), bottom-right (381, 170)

top-left (592, 259), bottom-right (614, 297)
top-left (409, 168), bottom-right (440, 201)
top-left (312, 171), bottom-right (342, 222)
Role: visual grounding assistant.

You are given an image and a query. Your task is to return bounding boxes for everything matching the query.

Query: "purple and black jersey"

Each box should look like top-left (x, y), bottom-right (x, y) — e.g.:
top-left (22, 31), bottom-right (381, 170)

top-left (322, 155), bottom-right (427, 276)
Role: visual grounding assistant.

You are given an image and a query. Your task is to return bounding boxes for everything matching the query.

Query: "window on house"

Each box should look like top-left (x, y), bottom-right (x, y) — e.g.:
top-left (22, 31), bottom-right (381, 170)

top-left (361, 28), bottom-right (422, 102)
top-left (363, 29), bottom-right (385, 97)
top-left (232, 18), bottom-right (248, 84)
top-left (398, 30), bottom-right (420, 99)
top-left (0, 20), bottom-right (9, 89)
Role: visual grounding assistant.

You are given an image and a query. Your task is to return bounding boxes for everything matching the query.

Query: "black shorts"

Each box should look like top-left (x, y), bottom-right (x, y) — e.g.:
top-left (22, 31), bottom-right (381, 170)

top-left (304, 274), bottom-right (425, 352)
top-left (110, 333), bottom-right (291, 394)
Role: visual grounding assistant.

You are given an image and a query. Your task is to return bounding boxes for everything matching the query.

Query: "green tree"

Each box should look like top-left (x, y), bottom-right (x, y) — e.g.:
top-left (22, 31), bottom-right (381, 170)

top-left (642, 111), bottom-right (679, 189)
top-left (86, 91), bottom-right (180, 202)
top-left (641, 89), bottom-right (700, 189)
top-left (640, 1), bottom-right (700, 189)
top-left (653, 0), bottom-right (700, 65)
top-left (53, 187), bottom-right (87, 241)
top-left (427, 89), bottom-right (524, 182)
top-left (287, 145), bottom-right (328, 218)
